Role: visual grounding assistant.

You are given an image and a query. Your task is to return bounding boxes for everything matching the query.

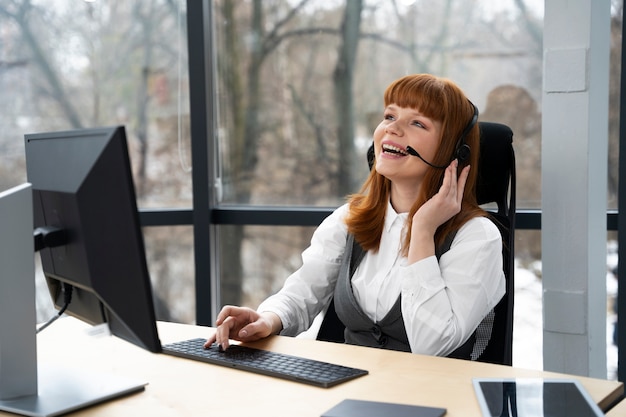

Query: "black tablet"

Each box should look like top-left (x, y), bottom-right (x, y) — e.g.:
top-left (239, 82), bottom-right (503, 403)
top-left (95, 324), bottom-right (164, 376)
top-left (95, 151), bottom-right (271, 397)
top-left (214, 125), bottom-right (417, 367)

top-left (473, 378), bottom-right (604, 417)
top-left (321, 399), bottom-right (446, 417)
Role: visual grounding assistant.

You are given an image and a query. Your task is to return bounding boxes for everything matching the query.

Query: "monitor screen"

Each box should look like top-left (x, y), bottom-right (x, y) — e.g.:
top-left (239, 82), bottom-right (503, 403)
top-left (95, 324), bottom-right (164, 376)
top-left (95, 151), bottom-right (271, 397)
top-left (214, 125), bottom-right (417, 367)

top-left (25, 126), bottom-right (162, 353)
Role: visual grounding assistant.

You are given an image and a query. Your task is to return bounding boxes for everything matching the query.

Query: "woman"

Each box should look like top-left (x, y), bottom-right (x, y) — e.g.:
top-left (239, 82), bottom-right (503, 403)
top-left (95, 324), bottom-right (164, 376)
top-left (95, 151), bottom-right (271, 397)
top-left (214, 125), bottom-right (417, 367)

top-left (206, 73), bottom-right (505, 357)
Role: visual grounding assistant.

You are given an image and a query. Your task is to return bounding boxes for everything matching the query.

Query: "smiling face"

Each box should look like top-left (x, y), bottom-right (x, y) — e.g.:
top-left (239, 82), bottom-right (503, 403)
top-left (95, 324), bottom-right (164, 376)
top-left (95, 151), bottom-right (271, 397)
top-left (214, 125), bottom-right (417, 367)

top-left (366, 74), bottom-right (478, 214)
top-left (373, 104), bottom-right (443, 187)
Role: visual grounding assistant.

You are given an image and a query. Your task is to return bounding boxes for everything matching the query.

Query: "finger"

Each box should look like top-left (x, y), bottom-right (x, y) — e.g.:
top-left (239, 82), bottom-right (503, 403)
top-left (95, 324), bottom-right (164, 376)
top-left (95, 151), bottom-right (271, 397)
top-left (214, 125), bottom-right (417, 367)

top-left (439, 159), bottom-right (457, 198)
top-left (204, 331), bottom-right (217, 348)
top-left (237, 320), bottom-right (268, 341)
top-left (237, 323), bottom-right (255, 340)
top-left (213, 306), bottom-right (236, 349)
top-left (447, 160), bottom-right (459, 197)
top-left (215, 305), bottom-right (236, 326)
top-left (215, 316), bottom-right (237, 350)
top-left (455, 165), bottom-right (471, 205)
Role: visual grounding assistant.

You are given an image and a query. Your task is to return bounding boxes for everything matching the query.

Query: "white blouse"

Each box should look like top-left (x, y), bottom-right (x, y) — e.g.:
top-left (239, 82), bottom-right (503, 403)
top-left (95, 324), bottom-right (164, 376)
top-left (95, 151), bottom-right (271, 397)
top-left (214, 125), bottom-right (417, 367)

top-left (257, 201), bottom-right (505, 356)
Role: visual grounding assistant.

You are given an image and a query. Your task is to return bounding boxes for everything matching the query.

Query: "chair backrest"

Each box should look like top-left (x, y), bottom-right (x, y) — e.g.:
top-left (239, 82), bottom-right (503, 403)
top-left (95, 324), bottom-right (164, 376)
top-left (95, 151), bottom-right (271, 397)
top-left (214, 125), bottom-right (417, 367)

top-left (317, 121), bottom-right (516, 365)
top-left (473, 121), bottom-right (515, 365)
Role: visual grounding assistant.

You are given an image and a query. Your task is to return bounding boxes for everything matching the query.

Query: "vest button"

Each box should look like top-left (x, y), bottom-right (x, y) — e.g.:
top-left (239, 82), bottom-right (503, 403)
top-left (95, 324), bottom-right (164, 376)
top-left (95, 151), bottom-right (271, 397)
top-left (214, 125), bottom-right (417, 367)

top-left (371, 326), bottom-right (381, 336)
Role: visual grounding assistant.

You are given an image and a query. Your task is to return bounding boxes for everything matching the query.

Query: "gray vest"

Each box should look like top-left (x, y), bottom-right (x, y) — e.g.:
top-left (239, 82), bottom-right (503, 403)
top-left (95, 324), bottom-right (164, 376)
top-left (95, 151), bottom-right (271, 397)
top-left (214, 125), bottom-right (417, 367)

top-left (332, 233), bottom-right (486, 359)
top-left (333, 234), bottom-right (409, 350)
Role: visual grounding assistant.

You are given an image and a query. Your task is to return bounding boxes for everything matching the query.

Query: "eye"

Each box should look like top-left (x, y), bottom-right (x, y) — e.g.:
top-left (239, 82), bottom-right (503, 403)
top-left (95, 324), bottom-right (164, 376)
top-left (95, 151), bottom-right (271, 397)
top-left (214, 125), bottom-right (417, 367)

top-left (383, 113), bottom-right (395, 121)
top-left (411, 120), bottom-right (425, 128)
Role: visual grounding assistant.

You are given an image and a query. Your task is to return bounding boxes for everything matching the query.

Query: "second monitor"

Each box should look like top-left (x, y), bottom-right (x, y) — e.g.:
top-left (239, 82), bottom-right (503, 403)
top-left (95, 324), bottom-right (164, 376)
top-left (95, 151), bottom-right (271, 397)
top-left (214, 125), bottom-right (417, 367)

top-left (25, 125), bottom-right (162, 353)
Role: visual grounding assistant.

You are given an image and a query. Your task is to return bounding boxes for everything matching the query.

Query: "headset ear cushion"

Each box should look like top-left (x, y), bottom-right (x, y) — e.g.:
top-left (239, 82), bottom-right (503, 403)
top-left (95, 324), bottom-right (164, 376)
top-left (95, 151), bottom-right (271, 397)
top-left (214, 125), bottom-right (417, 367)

top-left (456, 143), bottom-right (471, 163)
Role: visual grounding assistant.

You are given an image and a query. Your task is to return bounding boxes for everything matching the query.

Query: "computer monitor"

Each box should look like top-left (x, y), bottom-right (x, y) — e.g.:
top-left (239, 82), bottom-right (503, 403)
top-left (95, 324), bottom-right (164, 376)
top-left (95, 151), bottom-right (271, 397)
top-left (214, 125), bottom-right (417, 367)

top-left (25, 126), bottom-right (162, 353)
top-left (0, 180), bottom-right (149, 417)
top-left (0, 184), bottom-right (37, 402)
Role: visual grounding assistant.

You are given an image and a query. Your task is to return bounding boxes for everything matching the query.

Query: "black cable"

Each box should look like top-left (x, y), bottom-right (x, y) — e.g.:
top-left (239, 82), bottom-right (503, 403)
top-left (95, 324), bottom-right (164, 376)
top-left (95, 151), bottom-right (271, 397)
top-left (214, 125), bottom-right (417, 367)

top-left (36, 283), bottom-right (73, 334)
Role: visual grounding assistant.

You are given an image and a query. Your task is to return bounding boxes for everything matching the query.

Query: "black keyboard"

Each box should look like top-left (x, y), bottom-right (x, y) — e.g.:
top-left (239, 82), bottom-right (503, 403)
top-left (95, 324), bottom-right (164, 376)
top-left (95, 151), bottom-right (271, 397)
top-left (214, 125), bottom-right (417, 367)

top-left (161, 338), bottom-right (368, 388)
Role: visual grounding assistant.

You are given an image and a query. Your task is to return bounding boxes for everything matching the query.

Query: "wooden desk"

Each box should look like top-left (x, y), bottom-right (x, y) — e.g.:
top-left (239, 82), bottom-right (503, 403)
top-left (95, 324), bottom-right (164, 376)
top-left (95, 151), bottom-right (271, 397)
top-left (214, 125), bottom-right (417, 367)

top-left (607, 397), bottom-right (626, 416)
top-left (10, 318), bottom-right (623, 417)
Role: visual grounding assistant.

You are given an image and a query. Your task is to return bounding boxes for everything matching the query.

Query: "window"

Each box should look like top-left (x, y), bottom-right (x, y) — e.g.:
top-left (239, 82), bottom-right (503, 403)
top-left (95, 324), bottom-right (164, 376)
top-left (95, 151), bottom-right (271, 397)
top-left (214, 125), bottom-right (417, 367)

top-left (212, 0), bottom-right (543, 208)
top-left (0, 1), bottom-right (191, 208)
top-left (0, 0), bottom-right (193, 322)
top-left (2, 0), bottom-right (622, 378)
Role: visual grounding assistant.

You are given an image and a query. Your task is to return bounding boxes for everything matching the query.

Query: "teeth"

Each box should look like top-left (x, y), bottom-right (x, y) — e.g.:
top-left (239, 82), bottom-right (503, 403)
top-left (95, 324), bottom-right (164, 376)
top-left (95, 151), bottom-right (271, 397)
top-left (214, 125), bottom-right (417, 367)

top-left (382, 143), bottom-right (408, 155)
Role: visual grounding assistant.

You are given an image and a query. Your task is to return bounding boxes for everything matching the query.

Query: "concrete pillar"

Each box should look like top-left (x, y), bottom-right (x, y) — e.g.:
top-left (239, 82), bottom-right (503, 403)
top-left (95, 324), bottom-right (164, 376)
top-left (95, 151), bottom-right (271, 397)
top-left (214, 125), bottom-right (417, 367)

top-left (541, 0), bottom-right (611, 377)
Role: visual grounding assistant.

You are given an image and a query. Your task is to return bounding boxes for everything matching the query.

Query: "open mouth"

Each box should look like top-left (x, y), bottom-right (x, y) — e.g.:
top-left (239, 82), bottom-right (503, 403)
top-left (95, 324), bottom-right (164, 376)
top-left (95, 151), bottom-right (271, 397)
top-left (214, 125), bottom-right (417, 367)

top-left (382, 143), bottom-right (409, 156)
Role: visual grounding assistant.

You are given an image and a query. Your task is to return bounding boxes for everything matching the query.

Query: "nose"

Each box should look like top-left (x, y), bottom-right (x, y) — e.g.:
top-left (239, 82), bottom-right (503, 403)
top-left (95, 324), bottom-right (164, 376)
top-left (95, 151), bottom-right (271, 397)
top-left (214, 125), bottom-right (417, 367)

top-left (384, 120), bottom-right (402, 136)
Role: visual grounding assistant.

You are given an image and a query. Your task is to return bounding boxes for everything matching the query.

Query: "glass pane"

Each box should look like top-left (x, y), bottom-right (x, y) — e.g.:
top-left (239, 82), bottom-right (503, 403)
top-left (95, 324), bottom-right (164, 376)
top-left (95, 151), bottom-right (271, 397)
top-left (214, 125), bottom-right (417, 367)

top-left (0, 0), bottom-right (192, 209)
top-left (608, 232), bottom-right (618, 380)
top-left (609, 3), bottom-right (622, 211)
top-left (217, 224), bottom-right (321, 340)
top-left (608, 0), bottom-right (622, 381)
top-left (35, 226), bottom-right (196, 326)
top-left (143, 226), bottom-right (195, 324)
top-left (513, 230), bottom-right (543, 371)
top-left (218, 224), bottom-right (316, 308)
top-left (213, 0), bottom-right (544, 209)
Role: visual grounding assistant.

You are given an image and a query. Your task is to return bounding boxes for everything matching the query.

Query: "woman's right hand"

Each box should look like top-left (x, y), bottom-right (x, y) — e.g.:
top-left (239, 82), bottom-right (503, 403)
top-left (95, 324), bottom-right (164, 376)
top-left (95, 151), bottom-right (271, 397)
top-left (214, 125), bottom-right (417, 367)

top-left (203, 306), bottom-right (281, 351)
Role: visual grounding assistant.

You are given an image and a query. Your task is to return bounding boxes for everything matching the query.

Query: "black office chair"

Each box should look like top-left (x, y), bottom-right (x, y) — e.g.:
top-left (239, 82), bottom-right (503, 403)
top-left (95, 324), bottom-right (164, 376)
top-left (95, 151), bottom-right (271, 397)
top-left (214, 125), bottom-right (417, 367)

top-left (473, 121), bottom-right (516, 365)
top-left (316, 121), bottom-right (516, 366)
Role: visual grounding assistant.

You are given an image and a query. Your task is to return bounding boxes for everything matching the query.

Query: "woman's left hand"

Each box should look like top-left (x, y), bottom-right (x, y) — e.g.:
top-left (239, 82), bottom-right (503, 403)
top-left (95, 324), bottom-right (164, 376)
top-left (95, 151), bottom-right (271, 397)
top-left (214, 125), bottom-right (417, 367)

top-left (408, 160), bottom-right (470, 262)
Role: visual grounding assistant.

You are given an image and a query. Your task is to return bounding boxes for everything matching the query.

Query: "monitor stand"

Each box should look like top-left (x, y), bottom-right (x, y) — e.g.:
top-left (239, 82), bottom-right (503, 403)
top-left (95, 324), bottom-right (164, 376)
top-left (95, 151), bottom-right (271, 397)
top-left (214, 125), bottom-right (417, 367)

top-left (0, 184), bottom-right (146, 417)
top-left (0, 365), bottom-right (146, 417)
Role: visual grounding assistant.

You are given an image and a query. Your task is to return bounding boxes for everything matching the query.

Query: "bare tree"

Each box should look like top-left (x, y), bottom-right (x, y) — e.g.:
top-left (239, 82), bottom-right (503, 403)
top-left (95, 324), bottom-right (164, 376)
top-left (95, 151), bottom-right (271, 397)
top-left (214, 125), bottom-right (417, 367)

top-left (334, 0), bottom-right (363, 196)
top-left (0, 0), bottom-right (83, 128)
top-left (217, 0), bottom-right (315, 305)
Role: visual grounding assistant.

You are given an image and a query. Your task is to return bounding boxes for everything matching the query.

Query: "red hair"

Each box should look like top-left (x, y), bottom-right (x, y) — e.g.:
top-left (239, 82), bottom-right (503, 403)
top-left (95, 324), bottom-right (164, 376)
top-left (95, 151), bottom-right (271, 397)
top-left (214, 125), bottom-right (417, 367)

top-left (345, 74), bottom-right (485, 254)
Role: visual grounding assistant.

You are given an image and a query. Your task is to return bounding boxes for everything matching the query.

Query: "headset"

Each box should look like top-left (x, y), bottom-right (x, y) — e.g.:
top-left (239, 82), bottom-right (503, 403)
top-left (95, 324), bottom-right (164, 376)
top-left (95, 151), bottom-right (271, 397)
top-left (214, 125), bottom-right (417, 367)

top-left (406, 100), bottom-right (479, 169)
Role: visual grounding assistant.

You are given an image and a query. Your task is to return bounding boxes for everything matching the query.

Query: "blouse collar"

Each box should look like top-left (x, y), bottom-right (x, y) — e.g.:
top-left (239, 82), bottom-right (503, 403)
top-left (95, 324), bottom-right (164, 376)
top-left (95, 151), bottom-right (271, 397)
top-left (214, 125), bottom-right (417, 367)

top-left (385, 200), bottom-right (409, 232)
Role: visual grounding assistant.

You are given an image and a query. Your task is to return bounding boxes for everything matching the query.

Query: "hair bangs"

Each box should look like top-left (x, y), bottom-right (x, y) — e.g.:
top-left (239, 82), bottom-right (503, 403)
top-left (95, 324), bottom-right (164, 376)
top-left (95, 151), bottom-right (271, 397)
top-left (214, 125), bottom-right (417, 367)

top-left (383, 74), bottom-right (448, 122)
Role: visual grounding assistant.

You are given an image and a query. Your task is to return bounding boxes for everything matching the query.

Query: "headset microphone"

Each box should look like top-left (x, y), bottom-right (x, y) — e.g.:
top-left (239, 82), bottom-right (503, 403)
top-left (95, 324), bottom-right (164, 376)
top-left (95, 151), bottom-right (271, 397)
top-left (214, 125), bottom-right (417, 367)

top-left (405, 146), bottom-right (447, 169)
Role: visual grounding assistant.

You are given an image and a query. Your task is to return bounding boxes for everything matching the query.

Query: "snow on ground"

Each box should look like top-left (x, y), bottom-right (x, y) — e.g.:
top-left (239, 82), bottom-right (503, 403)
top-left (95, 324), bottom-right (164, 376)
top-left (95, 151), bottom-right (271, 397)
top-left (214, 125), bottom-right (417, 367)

top-left (512, 265), bottom-right (544, 371)
top-left (513, 260), bottom-right (619, 380)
